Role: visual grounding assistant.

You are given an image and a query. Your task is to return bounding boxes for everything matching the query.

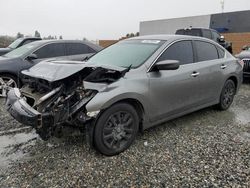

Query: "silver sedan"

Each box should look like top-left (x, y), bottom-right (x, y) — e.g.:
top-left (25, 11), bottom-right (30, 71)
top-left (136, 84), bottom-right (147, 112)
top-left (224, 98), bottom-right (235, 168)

top-left (6, 35), bottom-right (243, 156)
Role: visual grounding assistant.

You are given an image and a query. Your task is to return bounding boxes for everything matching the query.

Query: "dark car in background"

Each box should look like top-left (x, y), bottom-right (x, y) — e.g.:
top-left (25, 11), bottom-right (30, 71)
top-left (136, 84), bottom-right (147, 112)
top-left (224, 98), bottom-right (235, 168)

top-left (0, 37), bottom-right (42, 56)
top-left (235, 45), bottom-right (250, 79)
top-left (0, 40), bottom-right (102, 96)
top-left (176, 28), bottom-right (233, 54)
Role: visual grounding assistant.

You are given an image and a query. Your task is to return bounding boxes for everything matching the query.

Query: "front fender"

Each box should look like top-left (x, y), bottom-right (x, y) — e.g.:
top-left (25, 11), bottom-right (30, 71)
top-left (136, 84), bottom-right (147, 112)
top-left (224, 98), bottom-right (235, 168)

top-left (86, 92), bottom-right (149, 113)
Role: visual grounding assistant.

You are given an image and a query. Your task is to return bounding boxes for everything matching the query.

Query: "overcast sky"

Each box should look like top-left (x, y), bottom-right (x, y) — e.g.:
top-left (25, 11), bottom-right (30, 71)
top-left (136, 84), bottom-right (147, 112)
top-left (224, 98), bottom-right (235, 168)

top-left (0, 0), bottom-right (250, 40)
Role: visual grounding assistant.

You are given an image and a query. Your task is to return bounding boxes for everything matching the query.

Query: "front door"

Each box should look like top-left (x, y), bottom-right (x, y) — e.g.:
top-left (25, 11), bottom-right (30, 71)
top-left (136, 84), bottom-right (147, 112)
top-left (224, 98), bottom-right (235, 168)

top-left (147, 40), bottom-right (201, 122)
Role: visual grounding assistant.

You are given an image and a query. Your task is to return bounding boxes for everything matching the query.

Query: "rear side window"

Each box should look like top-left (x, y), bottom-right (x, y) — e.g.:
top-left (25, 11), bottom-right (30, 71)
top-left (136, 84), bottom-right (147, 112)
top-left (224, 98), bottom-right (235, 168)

top-left (22, 39), bottom-right (35, 46)
top-left (34, 43), bottom-right (65, 59)
top-left (175, 30), bottom-right (184, 35)
top-left (176, 29), bottom-right (201, 37)
top-left (202, 30), bottom-right (212, 39)
top-left (217, 47), bottom-right (225, 58)
top-left (66, 43), bottom-right (96, 55)
top-left (195, 41), bottom-right (219, 62)
top-left (186, 29), bottom-right (202, 37)
top-left (211, 31), bottom-right (221, 41)
top-left (157, 40), bottom-right (194, 65)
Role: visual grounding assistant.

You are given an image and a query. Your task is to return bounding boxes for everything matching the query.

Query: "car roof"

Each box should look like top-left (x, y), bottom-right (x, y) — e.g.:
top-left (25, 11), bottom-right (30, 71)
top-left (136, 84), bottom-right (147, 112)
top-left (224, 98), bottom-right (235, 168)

top-left (30, 39), bottom-right (90, 45)
top-left (125, 34), bottom-right (210, 41)
top-left (176, 27), bottom-right (218, 32)
top-left (27, 39), bottom-right (102, 51)
top-left (19, 37), bottom-right (42, 40)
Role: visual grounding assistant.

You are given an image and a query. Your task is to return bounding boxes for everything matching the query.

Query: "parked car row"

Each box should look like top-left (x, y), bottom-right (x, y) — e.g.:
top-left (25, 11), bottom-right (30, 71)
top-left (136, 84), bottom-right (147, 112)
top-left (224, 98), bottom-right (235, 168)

top-left (0, 40), bottom-right (102, 96)
top-left (175, 27), bottom-right (233, 54)
top-left (235, 46), bottom-right (250, 79)
top-left (0, 37), bottom-right (42, 56)
top-left (5, 35), bottom-right (243, 156)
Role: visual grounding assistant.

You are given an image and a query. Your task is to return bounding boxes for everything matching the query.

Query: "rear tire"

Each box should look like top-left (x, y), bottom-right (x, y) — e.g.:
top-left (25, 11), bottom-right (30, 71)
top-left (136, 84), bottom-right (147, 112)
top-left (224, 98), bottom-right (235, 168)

top-left (217, 79), bottom-right (236, 110)
top-left (93, 103), bottom-right (139, 156)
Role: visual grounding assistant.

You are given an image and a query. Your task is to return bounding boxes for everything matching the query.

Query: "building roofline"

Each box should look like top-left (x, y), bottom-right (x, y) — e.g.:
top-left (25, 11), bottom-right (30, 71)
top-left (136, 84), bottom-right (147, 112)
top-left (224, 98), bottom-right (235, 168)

top-left (140, 9), bottom-right (250, 23)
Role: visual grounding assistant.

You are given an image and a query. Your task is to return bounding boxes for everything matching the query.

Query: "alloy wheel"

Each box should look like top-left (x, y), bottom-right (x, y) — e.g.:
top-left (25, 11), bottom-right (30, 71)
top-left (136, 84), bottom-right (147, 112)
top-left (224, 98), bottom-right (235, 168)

top-left (102, 111), bottom-right (134, 151)
top-left (222, 81), bottom-right (235, 108)
top-left (0, 76), bottom-right (17, 97)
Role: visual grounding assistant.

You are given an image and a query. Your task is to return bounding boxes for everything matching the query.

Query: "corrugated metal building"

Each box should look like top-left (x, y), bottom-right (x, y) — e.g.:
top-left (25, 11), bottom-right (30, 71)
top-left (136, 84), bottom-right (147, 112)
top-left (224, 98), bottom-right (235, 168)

top-left (140, 10), bottom-right (250, 54)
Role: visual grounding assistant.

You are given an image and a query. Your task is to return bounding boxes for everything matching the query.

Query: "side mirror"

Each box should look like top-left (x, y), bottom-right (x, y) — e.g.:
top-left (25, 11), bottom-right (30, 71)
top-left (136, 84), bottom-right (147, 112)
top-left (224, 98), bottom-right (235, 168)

top-left (152, 60), bottom-right (180, 71)
top-left (26, 54), bottom-right (38, 60)
top-left (218, 35), bottom-right (225, 43)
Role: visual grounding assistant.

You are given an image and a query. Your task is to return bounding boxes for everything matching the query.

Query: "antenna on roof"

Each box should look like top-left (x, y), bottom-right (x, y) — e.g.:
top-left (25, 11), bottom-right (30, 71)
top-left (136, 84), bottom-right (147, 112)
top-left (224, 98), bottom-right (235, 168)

top-left (220, 0), bottom-right (225, 13)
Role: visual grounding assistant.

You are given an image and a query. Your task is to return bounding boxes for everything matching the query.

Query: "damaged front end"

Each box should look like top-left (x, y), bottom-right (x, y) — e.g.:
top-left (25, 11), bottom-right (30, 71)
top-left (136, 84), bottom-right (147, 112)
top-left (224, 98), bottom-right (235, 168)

top-left (5, 61), bottom-right (127, 140)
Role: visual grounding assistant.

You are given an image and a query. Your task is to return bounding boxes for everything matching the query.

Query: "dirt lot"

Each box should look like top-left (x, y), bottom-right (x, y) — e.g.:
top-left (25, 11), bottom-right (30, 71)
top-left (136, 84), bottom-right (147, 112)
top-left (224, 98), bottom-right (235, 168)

top-left (0, 85), bottom-right (249, 187)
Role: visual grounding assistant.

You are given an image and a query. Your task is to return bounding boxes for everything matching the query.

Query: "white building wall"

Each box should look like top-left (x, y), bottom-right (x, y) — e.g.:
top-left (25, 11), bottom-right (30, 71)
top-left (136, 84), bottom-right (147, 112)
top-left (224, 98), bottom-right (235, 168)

top-left (140, 15), bottom-right (211, 35)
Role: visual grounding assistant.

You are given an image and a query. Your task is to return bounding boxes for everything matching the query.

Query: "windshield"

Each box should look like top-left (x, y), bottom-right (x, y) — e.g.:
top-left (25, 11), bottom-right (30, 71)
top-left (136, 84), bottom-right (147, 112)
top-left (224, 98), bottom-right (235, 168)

top-left (8, 38), bottom-right (23, 49)
top-left (4, 42), bottom-right (40, 58)
top-left (88, 40), bottom-right (164, 68)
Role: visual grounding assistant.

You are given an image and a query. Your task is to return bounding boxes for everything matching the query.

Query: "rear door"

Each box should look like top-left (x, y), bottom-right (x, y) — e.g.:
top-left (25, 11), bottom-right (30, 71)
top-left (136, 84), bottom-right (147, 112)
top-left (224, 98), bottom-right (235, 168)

top-left (148, 40), bottom-right (201, 121)
top-left (193, 40), bottom-right (225, 103)
top-left (65, 43), bottom-right (96, 61)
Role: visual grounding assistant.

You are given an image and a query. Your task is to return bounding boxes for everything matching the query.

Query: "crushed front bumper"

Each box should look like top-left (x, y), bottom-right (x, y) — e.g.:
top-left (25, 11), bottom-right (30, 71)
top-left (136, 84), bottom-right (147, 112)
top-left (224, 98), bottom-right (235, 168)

top-left (5, 88), bottom-right (52, 128)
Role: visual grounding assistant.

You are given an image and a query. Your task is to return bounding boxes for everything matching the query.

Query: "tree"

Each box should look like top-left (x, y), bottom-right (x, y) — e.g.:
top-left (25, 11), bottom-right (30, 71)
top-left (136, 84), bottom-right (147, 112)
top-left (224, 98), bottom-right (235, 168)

top-left (136, 32), bottom-right (139, 36)
top-left (0, 35), bottom-right (15, 48)
top-left (59, 35), bottom-right (63, 39)
top-left (16, 32), bottom-right (24, 39)
top-left (34, 30), bottom-right (41, 38)
top-left (44, 35), bottom-right (53, 39)
top-left (126, 33), bottom-right (130, 38)
top-left (130, 33), bottom-right (135, 37)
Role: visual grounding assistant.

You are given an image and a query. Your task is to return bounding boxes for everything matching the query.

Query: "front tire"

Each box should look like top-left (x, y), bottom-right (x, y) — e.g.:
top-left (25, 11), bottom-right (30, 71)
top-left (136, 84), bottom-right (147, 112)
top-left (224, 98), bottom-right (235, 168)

top-left (93, 103), bottom-right (139, 156)
top-left (217, 79), bottom-right (236, 110)
top-left (0, 74), bottom-right (18, 97)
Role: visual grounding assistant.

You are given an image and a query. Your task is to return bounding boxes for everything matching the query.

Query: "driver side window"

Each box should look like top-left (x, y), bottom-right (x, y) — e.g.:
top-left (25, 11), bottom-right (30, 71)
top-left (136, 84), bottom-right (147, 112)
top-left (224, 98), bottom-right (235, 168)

top-left (34, 43), bottom-right (65, 59)
top-left (157, 40), bottom-right (194, 65)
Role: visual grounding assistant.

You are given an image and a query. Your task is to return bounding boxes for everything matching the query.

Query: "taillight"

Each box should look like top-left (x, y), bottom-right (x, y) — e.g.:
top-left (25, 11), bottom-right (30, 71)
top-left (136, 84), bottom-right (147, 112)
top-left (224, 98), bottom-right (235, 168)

top-left (239, 59), bottom-right (244, 68)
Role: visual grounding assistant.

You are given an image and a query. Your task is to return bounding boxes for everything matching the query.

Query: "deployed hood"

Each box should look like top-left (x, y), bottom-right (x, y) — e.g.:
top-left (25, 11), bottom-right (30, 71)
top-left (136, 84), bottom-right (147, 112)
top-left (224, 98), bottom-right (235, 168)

top-left (21, 60), bottom-right (129, 83)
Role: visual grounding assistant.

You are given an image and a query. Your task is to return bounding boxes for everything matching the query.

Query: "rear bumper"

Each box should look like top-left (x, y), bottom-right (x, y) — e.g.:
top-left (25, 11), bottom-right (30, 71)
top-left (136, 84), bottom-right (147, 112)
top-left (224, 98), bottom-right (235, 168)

top-left (5, 88), bottom-right (52, 128)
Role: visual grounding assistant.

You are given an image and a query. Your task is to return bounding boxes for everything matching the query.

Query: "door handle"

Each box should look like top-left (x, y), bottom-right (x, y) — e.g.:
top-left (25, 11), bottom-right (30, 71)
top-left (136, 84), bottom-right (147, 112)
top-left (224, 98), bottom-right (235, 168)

top-left (191, 72), bottom-right (200, 77)
top-left (221, 64), bottom-right (227, 69)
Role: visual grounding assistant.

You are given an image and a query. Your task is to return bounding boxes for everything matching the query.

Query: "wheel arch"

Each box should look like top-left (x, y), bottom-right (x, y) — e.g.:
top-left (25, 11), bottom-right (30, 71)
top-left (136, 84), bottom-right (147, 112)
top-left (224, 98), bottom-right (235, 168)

top-left (227, 75), bottom-right (238, 90)
top-left (110, 98), bottom-right (145, 132)
top-left (87, 93), bottom-right (149, 132)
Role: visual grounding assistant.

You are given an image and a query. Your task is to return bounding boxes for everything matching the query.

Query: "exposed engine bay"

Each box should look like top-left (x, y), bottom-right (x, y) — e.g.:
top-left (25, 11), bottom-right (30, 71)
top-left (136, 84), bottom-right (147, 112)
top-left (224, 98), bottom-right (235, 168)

top-left (6, 61), bottom-right (129, 140)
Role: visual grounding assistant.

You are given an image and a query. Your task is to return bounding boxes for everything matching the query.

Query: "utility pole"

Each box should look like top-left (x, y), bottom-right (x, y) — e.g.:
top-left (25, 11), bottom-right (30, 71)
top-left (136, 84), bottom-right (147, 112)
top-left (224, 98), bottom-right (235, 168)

top-left (220, 0), bottom-right (225, 13)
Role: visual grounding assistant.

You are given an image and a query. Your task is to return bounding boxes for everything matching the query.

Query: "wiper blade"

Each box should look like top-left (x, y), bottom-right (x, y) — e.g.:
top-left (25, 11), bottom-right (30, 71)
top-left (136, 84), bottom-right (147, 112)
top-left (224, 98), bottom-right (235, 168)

top-left (82, 54), bottom-right (95, 62)
top-left (120, 64), bottom-right (132, 77)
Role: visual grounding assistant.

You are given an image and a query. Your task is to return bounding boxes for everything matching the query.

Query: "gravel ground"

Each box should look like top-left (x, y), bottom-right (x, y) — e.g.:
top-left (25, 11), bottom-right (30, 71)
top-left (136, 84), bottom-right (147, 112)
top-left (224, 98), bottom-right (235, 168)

top-left (0, 85), bottom-right (249, 187)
